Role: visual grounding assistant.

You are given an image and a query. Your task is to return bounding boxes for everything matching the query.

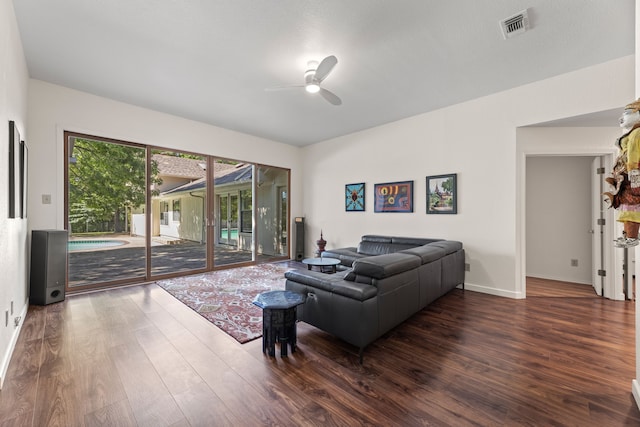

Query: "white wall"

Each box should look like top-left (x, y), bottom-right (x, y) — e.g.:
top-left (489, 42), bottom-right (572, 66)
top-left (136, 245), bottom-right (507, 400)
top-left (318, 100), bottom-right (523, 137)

top-left (301, 56), bottom-right (634, 299)
top-left (0, 0), bottom-right (30, 388)
top-left (26, 79), bottom-right (303, 233)
top-left (526, 156), bottom-right (595, 284)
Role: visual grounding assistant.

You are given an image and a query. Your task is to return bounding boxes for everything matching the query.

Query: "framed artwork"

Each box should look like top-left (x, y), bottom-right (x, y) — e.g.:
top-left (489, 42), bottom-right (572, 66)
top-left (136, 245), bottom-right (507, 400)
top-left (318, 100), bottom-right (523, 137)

top-left (20, 140), bottom-right (28, 218)
top-left (374, 180), bottom-right (413, 212)
top-left (345, 183), bottom-right (365, 211)
top-left (426, 173), bottom-right (457, 214)
top-left (8, 121), bottom-right (20, 219)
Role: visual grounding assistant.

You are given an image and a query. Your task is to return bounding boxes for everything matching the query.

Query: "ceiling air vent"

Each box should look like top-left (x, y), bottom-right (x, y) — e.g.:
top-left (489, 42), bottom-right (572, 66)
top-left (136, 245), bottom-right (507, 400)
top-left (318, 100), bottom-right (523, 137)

top-left (500, 9), bottom-right (529, 39)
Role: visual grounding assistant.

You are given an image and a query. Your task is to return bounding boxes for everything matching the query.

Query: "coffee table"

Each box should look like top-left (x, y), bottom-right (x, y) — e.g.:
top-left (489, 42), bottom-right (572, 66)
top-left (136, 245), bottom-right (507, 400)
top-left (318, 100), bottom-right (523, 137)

top-left (302, 257), bottom-right (341, 273)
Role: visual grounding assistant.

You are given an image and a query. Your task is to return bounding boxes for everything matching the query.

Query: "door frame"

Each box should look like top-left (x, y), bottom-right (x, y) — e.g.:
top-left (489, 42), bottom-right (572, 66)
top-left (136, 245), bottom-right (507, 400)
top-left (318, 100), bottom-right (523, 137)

top-left (517, 146), bottom-right (623, 300)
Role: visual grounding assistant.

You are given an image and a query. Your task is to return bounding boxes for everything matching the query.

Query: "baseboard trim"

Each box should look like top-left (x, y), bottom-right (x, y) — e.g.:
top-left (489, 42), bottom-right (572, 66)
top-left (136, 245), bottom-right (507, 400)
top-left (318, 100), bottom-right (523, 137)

top-left (632, 379), bottom-right (640, 411)
top-left (525, 273), bottom-right (591, 286)
top-left (462, 282), bottom-right (522, 299)
top-left (0, 299), bottom-right (28, 390)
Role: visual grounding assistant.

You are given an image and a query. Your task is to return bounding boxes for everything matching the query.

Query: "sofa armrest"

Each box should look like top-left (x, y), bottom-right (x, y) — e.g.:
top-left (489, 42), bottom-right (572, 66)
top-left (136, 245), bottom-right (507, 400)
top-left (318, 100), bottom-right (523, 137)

top-left (285, 269), bottom-right (338, 293)
top-left (428, 240), bottom-right (463, 254)
top-left (330, 281), bottom-right (377, 300)
top-left (352, 252), bottom-right (421, 279)
top-left (401, 245), bottom-right (446, 263)
top-left (284, 270), bottom-right (377, 301)
top-left (321, 247), bottom-right (365, 266)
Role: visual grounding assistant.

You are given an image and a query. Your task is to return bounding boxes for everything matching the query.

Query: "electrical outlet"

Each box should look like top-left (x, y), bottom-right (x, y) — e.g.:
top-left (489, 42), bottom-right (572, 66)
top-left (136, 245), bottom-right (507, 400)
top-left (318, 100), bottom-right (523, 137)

top-left (42, 194), bottom-right (51, 204)
top-left (465, 263), bottom-right (470, 272)
top-left (571, 259), bottom-right (578, 267)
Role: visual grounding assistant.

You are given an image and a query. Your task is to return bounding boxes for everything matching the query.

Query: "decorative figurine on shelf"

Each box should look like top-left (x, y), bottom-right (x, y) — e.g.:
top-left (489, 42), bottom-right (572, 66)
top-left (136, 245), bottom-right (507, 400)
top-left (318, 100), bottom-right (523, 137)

top-left (315, 230), bottom-right (327, 257)
top-left (604, 98), bottom-right (640, 247)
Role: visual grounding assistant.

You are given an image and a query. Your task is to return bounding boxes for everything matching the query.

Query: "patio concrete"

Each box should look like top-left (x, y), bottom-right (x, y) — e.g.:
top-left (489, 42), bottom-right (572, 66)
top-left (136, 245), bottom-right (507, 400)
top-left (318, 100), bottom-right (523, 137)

top-left (67, 236), bottom-right (285, 287)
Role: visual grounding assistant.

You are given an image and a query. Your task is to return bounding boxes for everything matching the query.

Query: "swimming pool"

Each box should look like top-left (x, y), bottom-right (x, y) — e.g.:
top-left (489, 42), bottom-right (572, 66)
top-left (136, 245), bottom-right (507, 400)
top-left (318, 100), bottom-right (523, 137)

top-left (68, 240), bottom-right (127, 252)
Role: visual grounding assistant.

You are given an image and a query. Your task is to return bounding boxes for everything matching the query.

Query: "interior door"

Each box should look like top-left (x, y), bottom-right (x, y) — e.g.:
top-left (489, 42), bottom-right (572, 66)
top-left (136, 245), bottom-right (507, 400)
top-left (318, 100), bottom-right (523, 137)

top-left (591, 156), bottom-right (605, 296)
top-left (593, 153), bottom-right (624, 300)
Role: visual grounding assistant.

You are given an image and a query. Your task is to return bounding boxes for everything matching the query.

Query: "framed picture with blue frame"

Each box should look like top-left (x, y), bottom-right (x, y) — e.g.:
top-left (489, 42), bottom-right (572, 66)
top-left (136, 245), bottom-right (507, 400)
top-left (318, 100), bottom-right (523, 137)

top-left (345, 183), bottom-right (365, 211)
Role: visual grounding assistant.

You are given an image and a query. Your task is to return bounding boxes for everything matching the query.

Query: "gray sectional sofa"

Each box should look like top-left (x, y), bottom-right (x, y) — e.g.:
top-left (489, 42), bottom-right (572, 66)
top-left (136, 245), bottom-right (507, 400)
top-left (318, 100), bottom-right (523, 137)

top-left (284, 235), bottom-right (465, 362)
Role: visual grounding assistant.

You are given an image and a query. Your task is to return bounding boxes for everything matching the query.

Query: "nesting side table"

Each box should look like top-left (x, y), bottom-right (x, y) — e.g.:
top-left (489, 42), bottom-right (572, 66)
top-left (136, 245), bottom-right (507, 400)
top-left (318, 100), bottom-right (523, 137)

top-left (253, 290), bottom-right (305, 357)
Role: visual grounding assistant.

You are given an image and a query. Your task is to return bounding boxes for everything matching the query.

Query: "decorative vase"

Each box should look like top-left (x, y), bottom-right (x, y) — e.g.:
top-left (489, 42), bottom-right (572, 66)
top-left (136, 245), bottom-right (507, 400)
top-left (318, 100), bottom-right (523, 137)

top-left (315, 231), bottom-right (327, 257)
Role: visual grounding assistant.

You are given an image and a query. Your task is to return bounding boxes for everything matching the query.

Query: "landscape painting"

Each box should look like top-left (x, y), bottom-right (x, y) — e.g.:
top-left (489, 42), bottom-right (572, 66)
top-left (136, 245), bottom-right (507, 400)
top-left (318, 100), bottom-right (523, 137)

top-left (426, 174), bottom-right (457, 214)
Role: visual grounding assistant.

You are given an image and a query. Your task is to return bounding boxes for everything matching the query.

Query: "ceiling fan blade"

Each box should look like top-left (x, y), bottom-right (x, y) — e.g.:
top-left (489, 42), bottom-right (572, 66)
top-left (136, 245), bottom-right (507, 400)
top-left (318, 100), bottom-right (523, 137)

top-left (319, 88), bottom-right (342, 106)
top-left (314, 55), bottom-right (337, 83)
top-left (265, 85), bottom-right (304, 92)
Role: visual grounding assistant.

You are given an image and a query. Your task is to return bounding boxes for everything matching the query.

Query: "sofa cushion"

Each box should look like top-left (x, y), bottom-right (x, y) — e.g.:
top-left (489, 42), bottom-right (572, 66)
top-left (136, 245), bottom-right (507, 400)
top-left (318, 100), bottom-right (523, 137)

top-left (357, 241), bottom-right (399, 255)
top-left (357, 235), bottom-right (443, 256)
top-left (352, 252), bottom-right (421, 279)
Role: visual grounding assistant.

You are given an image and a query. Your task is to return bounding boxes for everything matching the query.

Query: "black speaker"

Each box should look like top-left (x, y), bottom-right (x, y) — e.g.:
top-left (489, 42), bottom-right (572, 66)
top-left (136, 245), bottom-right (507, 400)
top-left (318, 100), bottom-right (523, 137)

top-left (30, 230), bottom-right (67, 305)
top-left (294, 217), bottom-right (304, 261)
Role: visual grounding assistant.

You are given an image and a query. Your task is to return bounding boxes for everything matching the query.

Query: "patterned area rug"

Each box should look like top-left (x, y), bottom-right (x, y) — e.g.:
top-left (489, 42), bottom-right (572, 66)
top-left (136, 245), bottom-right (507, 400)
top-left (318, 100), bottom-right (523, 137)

top-left (156, 263), bottom-right (291, 343)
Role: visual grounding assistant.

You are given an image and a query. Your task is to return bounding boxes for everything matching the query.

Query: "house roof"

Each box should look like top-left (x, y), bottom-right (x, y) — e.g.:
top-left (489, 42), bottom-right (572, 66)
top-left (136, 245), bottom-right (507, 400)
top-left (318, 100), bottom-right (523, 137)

top-left (13, 1), bottom-right (634, 146)
top-left (162, 164), bottom-right (252, 195)
top-left (152, 154), bottom-right (207, 179)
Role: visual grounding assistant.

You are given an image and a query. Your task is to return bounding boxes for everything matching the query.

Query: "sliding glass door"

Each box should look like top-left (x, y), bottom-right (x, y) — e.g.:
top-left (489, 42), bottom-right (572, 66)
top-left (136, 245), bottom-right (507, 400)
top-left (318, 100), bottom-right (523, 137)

top-left (213, 159), bottom-right (252, 267)
top-left (211, 161), bottom-right (289, 266)
top-left (65, 133), bottom-right (290, 291)
top-left (66, 134), bottom-right (148, 288)
top-left (254, 165), bottom-right (289, 260)
top-left (149, 149), bottom-right (208, 276)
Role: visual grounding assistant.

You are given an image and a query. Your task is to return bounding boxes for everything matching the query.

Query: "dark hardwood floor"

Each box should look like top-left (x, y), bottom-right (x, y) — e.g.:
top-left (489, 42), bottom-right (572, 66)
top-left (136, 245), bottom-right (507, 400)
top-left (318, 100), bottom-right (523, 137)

top-left (1, 267), bottom-right (639, 426)
top-left (526, 276), bottom-right (599, 298)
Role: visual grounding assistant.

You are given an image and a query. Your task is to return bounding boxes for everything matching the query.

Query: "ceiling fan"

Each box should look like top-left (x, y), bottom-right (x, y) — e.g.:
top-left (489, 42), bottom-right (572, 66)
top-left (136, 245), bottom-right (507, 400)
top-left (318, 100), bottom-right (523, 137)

top-left (266, 55), bottom-right (342, 106)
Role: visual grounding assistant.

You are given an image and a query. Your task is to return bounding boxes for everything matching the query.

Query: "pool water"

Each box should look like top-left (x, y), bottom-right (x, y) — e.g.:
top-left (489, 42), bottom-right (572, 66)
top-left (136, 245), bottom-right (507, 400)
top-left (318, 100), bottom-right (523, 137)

top-left (68, 240), bottom-right (126, 251)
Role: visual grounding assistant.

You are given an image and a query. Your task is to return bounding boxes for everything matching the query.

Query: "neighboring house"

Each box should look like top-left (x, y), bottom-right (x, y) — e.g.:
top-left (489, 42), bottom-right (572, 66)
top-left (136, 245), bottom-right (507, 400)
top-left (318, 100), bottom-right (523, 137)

top-left (131, 153), bottom-right (204, 240)
top-left (132, 154), bottom-right (238, 244)
top-left (158, 163), bottom-right (253, 249)
top-left (132, 155), bottom-right (286, 256)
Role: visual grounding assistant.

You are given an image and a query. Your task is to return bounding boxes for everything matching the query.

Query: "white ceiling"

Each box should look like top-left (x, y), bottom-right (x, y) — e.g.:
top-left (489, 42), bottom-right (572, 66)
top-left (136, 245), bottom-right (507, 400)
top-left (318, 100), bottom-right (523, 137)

top-left (12, 0), bottom-right (635, 146)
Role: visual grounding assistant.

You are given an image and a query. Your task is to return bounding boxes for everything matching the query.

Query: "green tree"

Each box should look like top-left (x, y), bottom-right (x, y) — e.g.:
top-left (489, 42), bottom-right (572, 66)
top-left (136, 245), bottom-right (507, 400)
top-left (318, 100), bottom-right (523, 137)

top-left (441, 177), bottom-right (454, 193)
top-left (69, 139), bottom-right (161, 233)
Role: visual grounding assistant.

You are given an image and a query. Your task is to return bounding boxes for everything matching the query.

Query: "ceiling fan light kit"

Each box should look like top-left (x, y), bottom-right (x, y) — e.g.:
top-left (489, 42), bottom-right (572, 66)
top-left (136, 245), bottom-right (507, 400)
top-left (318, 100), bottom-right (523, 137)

top-left (305, 84), bottom-right (320, 94)
top-left (268, 55), bottom-right (342, 105)
top-left (304, 66), bottom-right (321, 93)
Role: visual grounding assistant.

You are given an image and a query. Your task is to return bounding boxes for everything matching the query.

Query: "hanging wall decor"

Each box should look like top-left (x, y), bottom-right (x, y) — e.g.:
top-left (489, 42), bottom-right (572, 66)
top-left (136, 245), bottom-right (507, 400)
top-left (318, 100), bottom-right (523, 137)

top-left (374, 180), bottom-right (413, 213)
top-left (8, 121), bottom-right (20, 219)
top-left (345, 183), bottom-right (365, 211)
top-left (426, 173), bottom-right (457, 214)
top-left (20, 140), bottom-right (28, 218)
